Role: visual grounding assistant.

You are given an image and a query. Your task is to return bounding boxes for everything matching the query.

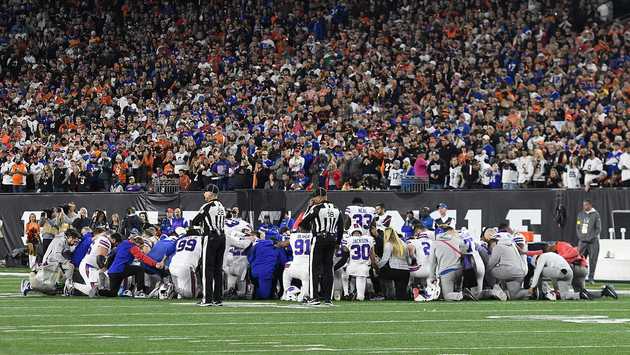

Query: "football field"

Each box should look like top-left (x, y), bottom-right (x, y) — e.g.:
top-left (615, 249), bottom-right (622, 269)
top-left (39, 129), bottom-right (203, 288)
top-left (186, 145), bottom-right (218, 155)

top-left (1, 271), bottom-right (630, 355)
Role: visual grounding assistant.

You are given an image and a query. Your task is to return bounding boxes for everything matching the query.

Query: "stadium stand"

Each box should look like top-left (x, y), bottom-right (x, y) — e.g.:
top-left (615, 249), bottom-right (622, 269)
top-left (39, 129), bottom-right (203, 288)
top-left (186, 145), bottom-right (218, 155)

top-left (0, 0), bottom-right (628, 193)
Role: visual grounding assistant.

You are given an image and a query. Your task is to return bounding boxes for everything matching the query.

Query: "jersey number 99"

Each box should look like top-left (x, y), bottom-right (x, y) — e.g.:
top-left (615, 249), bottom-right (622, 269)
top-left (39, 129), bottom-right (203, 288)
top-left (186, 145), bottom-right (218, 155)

top-left (177, 239), bottom-right (197, 252)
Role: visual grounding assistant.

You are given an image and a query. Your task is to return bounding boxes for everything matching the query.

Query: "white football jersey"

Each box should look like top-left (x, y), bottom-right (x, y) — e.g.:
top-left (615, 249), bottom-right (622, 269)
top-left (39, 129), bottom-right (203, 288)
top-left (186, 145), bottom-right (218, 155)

top-left (82, 235), bottom-right (112, 267)
top-left (170, 235), bottom-right (203, 270)
top-left (224, 231), bottom-right (254, 265)
top-left (459, 230), bottom-right (476, 255)
top-left (345, 205), bottom-right (376, 230)
top-left (289, 233), bottom-right (312, 271)
top-left (344, 235), bottom-right (374, 277)
top-left (225, 218), bottom-right (252, 237)
top-left (408, 237), bottom-right (432, 267)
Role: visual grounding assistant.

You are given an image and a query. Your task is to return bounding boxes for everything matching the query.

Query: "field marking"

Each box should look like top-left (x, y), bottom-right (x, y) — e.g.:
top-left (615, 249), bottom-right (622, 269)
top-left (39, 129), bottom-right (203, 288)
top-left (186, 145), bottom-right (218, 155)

top-left (3, 307), bottom-right (630, 319)
top-left (32, 344), bottom-right (630, 355)
top-left (0, 319), bottom-right (552, 331)
top-left (8, 329), bottom-right (630, 342)
top-left (7, 314), bottom-right (630, 331)
top-left (0, 272), bottom-right (29, 277)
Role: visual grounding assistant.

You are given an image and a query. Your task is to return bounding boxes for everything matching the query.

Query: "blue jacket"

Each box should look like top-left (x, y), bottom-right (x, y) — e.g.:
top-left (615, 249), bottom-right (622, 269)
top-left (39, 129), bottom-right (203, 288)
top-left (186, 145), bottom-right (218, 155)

top-left (71, 232), bottom-right (93, 267)
top-left (147, 235), bottom-right (179, 266)
top-left (109, 240), bottom-right (157, 274)
top-left (247, 240), bottom-right (287, 278)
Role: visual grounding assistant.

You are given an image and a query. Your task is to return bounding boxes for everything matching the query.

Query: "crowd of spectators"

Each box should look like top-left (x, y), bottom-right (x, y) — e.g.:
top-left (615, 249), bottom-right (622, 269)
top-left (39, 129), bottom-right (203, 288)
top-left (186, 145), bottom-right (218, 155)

top-left (1, 0), bottom-right (629, 193)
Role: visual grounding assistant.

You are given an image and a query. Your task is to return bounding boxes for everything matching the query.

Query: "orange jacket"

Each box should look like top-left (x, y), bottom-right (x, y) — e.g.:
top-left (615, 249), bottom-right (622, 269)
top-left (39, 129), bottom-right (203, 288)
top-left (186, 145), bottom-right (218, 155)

top-left (556, 241), bottom-right (587, 267)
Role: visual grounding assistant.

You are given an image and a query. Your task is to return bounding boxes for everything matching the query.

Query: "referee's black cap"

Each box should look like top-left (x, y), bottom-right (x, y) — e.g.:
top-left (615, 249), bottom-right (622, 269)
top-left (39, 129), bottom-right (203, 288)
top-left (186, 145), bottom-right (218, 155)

top-left (312, 187), bottom-right (327, 197)
top-left (207, 184), bottom-right (220, 194)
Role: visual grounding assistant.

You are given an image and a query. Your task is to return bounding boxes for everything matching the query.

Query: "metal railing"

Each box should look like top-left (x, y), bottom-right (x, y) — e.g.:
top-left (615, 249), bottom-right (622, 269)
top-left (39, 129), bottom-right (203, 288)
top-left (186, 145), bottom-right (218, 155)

top-left (153, 177), bottom-right (180, 194)
top-left (400, 176), bottom-right (429, 192)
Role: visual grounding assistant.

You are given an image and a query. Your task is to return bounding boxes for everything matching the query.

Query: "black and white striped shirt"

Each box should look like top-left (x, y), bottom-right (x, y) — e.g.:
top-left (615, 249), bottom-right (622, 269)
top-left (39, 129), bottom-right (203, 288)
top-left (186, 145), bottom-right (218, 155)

top-left (301, 202), bottom-right (344, 243)
top-left (192, 200), bottom-right (226, 235)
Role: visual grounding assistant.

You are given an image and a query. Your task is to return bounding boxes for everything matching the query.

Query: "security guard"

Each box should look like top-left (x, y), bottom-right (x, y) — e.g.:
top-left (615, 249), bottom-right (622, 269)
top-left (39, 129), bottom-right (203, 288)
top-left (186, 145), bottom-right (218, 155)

top-left (300, 187), bottom-right (344, 305)
top-left (192, 185), bottom-right (226, 306)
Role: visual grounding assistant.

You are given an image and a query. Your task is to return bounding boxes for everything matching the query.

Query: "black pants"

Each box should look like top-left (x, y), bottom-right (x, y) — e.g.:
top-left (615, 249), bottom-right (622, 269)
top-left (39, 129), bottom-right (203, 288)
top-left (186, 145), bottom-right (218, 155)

top-left (100, 264), bottom-right (147, 297)
top-left (379, 265), bottom-right (410, 300)
top-left (310, 235), bottom-right (336, 302)
top-left (202, 233), bottom-right (226, 303)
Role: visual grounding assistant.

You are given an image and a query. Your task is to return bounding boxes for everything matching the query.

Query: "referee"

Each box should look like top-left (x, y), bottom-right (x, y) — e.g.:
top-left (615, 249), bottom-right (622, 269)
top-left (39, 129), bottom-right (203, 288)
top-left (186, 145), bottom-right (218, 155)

top-left (300, 187), bottom-right (343, 305)
top-left (191, 185), bottom-right (226, 306)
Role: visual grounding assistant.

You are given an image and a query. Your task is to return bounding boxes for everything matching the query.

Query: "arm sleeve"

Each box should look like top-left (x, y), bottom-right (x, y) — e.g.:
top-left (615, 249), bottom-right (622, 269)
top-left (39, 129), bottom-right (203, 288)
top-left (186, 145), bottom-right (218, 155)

top-left (377, 243), bottom-right (393, 269)
top-left (336, 211), bottom-right (345, 245)
top-left (530, 257), bottom-right (546, 287)
top-left (227, 234), bottom-right (253, 249)
top-left (300, 205), bottom-right (317, 230)
top-left (129, 245), bottom-right (157, 267)
top-left (191, 205), bottom-right (207, 228)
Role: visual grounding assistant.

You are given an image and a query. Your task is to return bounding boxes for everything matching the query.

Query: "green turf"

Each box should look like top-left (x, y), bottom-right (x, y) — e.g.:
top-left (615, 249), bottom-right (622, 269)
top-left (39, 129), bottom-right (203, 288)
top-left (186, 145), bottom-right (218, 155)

top-left (1, 272), bottom-right (629, 355)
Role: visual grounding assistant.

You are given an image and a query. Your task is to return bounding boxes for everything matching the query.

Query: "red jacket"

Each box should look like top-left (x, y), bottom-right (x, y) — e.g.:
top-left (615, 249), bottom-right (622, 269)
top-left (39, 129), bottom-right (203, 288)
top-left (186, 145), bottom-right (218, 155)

top-left (556, 241), bottom-right (587, 267)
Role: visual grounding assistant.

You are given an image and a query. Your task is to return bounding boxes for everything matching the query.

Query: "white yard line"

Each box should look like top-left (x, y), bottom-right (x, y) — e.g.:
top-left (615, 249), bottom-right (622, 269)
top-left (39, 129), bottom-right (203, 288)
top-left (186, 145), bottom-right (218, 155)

top-left (0, 319), bottom-right (544, 331)
top-left (2, 307), bottom-right (630, 318)
top-left (9, 329), bottom-right (630, 341)
top-left (33, 344), bottom-right (630, 355)
top-left (0, 272), bottom-right (29, 277)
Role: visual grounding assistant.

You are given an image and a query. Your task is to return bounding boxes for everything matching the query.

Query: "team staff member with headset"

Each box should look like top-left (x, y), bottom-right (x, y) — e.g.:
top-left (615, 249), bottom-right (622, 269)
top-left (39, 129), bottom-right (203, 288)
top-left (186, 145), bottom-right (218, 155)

top-left (300, 187), bottom-right (344, 305)
top-left (192, 185), bottom-right (226, 306)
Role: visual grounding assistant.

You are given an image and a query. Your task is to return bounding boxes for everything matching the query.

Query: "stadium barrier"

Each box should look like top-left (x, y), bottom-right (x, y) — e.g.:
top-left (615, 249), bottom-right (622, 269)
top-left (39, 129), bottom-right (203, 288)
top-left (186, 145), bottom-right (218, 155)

top-left (1, 189), bottom-right (630, 280)
top-left (152, 177), bottom-right (180, 194)
top-left (400, 176), bottom-right (429, 192)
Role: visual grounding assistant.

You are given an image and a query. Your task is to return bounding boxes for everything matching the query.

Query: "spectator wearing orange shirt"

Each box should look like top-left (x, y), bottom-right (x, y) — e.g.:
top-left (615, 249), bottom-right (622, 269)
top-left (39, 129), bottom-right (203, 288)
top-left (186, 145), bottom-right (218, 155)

top-left (11, 156), bottom-right (28, 193)
top-left (113, 155), bottom-right (128, 184)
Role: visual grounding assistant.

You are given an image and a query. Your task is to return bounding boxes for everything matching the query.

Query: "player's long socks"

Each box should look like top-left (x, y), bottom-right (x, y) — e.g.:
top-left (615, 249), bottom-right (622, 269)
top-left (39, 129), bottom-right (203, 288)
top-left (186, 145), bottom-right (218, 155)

top-left (342, 273), bottom-right (349, 296)
top-left (356, 276), bottom-right (367, 301)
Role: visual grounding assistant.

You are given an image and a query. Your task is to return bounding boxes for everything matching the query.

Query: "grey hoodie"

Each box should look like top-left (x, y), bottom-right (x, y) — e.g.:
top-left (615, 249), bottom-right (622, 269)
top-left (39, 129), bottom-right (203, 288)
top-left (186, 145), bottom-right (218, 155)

top-left (428, 232), bottom-right (467, 277)
top-left (576, 208), bottom-right (601, 242)
top-left (487, 238), bottom-right (528, 278)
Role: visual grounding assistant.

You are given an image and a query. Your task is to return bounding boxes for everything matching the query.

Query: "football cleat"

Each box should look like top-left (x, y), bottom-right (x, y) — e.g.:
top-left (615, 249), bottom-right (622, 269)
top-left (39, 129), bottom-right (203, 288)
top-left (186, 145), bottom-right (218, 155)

top-left (579, 289), bottom-right (593, 300)
top-left (63, 281), bottom-right (74, 297)
top-left (306, 298), bottom-right (321, 306)
top-left (20, 280), bottom-right (31, 296)
top-left (120, 290), bottom-right (133, 297)
top-left (159, 283), bottom-right (175, 300)
top-left (148, 282), bottom-right (162, 299)
top-left (602, 285), bottom-right (618, 299)
top-left (323, 300), bottom-right (334, 306)
top-left (491, 284), bottom-right (508, 301)
top-left (134, 291), bottom-right (147, 299)
top-left (89, 285), bottom-right (99, 298)
top-left (463, 288), bottom-right (478, 301)
top-left (197, 300), bottom-right (213, 307)
top-left (212, 301), bottom-right (223, 306)
top-left (540, 282), bottom-right (556, 301)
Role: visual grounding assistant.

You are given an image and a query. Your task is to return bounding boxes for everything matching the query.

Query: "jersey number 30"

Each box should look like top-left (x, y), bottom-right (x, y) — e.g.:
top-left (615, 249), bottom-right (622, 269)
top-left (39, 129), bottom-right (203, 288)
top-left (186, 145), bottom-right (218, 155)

top-left (351, 244), bottom-right (370, 260)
